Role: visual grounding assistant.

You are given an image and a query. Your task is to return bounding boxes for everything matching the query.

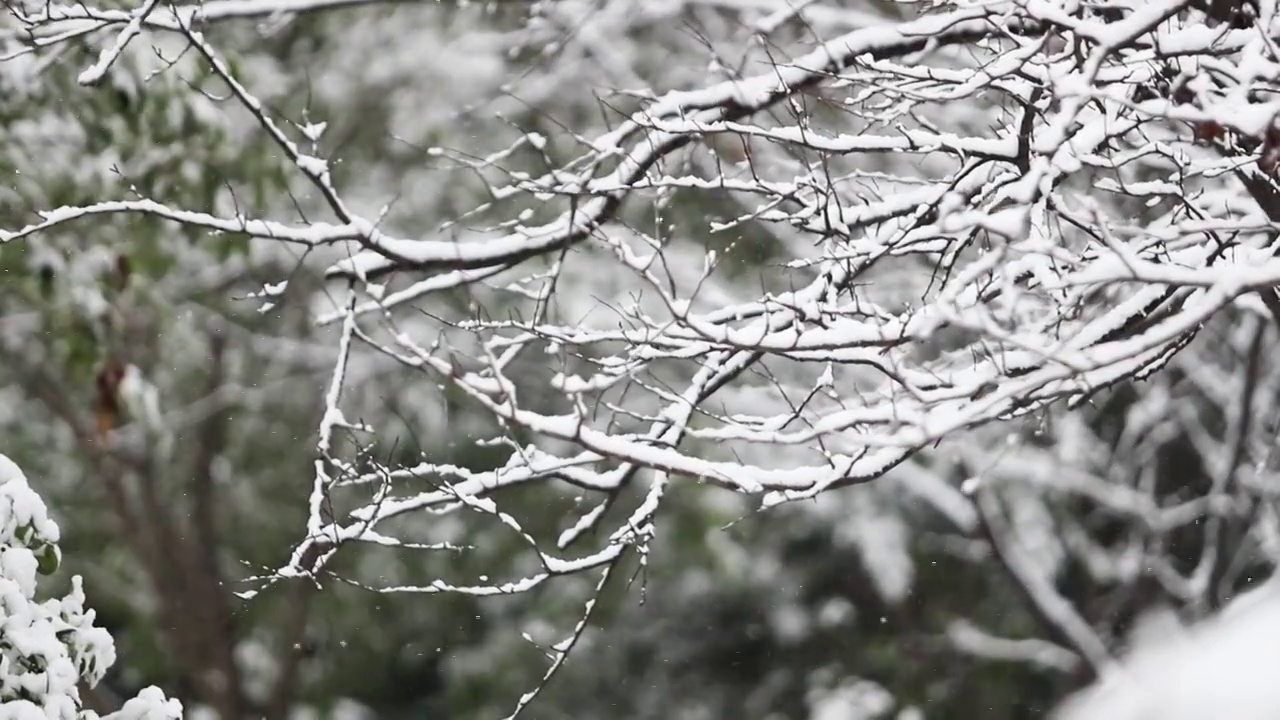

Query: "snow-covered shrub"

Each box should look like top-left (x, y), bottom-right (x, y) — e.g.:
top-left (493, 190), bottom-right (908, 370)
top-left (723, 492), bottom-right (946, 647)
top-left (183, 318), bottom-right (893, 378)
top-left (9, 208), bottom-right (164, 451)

top-left (0, 454), bottom-right (180, 719)
top-left (1053, 578), bottom-right (1280, 720)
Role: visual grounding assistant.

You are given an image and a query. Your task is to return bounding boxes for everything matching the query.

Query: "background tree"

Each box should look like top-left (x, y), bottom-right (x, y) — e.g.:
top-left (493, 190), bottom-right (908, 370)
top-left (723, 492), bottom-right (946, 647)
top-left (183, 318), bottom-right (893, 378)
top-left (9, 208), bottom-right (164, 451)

top-left (4, 0), bottom-right (1280, 718)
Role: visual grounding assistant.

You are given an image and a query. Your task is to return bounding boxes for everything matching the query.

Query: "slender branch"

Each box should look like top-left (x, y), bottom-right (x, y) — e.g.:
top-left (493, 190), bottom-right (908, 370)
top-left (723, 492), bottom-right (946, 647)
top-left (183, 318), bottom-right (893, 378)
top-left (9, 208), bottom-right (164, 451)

top-left (264, 579), bottom-right (314, 720)
top-left (974, 486), bottom-right (1112, 677)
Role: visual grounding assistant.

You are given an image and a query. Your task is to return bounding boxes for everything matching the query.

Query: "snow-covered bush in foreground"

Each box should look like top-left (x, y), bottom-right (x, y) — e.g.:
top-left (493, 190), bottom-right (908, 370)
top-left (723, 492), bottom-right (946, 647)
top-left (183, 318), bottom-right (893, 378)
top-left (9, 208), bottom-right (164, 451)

top-left (0, 454), bottom-right (180, 720)
top-left (1054, 578), bottom-right (1280, 720)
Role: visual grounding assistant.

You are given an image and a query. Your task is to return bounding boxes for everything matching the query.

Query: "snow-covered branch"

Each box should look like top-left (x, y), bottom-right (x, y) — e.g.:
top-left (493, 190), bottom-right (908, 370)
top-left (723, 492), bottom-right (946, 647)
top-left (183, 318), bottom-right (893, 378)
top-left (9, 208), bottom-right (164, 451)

top-left (9, 0), bottom-right (1280, 711)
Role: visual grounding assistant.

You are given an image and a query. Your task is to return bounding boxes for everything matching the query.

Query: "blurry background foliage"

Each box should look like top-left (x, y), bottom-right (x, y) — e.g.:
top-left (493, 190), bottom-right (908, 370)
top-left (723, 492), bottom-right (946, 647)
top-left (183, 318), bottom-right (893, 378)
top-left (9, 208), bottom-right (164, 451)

top-left (0, 1), bottom-right (1261, 719)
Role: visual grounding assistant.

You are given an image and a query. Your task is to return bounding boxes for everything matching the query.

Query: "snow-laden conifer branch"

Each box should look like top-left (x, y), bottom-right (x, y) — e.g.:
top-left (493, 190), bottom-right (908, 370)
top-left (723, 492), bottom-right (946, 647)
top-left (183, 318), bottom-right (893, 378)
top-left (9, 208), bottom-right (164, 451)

top-left (0, 455), bottom-right (182, 719)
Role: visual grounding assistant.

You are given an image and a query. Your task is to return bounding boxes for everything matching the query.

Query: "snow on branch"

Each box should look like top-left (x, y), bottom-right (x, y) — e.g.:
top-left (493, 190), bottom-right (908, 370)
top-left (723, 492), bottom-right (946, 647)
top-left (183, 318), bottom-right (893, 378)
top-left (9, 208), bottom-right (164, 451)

top-left (282, 0), bottom-right (1280, 592)
top-left (326, 4), bottom-right (1036, 279)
